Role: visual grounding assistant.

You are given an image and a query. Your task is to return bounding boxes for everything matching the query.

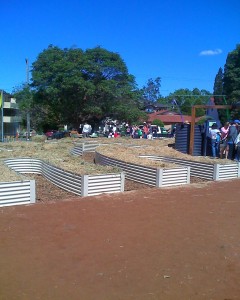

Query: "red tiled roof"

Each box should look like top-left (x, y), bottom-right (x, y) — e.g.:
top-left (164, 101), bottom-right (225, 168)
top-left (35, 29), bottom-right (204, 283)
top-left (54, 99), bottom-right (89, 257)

top-left (147, 112), bottom-right (202, 124)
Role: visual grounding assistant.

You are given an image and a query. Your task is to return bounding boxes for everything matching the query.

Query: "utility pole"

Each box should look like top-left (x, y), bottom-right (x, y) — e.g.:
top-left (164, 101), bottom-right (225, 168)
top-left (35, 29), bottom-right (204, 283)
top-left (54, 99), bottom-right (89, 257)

top-left (26, 58), bottom-right (30, 140)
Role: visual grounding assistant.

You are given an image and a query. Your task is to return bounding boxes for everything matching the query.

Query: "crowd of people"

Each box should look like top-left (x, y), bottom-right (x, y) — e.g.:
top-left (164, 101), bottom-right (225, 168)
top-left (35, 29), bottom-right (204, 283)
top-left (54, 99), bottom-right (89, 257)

top-left (125, 123), bottom-right (165, 139)
top-left (106, 123), bottom-right (169, 139)
top-left (77, 121), bottom-right (171, 139)
top-left (209, 120), bottom-right (240, 160)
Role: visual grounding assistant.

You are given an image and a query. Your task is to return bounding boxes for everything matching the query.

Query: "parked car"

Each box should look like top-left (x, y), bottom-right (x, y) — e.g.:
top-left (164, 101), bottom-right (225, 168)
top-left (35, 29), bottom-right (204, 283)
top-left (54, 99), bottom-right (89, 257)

top-left (20, 129), bottom-right (37, 139)
top-left (45, 130), bottom-right (55, 139)
top-left (160, 127), bottom-right (168, 134)
top-left (45, 130), bottom-right (65, 140)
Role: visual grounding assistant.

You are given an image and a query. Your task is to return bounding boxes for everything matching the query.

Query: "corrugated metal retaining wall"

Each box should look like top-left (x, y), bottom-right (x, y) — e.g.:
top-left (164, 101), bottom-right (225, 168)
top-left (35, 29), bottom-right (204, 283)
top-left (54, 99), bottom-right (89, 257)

top-left (41, 161), bottom-right (82, 195)
top-left (95, 152), bottom-right (157, 186)
top-left (0, 180), bottom-right (35, 207)
top-left (70, 143), bottom-right (101, 156)
top-left (95, 152), bottom-right (190, 187)
top-left (139, 155), bottom-right (240, 181)
top-left (82, 173), bottom-right (125, 196)
top-left (70, 142), bottom-right (122, 156)
top-left (175, 124), bottom-right (203, 156)
top-left (214, 163), bottom-right (240, 180)
top-left (4, 158), bottom-right (82, 196)
top-left (4, 158), bottom-right (43, 174)
top-left (4, 158), bottom-right (124, 198)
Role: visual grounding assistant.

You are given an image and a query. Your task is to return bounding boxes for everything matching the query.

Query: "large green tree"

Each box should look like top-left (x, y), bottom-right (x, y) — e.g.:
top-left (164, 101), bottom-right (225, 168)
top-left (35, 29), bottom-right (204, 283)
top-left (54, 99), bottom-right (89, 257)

top-left (141, 77), bottom-right (161, 103)
top-left (223, 44), bottom-right (240, 103)
top-left (213, 67), bottom-right (230, 123)
top-left (31, 45), bottom-right (143, 127)
top-left (13, 84), bottom-right (47, 131)
top-left (165, 88), bottom-right (211, 117)
top-left (213, 67), bottom-right (224, 102)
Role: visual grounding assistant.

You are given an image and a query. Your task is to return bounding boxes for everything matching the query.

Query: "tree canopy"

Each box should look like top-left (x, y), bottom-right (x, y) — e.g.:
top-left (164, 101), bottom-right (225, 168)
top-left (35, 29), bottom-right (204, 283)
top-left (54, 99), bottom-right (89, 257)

top-left (163, 88), bottom-right (211, 117)
top-left (223, 44), bottom-right (240, 103)
top-left (30, 45), bottom-right (145, 129)
top-left (141, 77), bottom-right (161, 103)
top-left (213, 67), bottom-right (224, 103)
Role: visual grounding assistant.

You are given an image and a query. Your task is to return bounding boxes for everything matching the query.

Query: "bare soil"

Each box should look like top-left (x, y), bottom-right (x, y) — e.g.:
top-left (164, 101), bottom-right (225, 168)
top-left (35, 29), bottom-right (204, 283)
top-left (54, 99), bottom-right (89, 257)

top-left (0, 152), bottom-right (240, 300)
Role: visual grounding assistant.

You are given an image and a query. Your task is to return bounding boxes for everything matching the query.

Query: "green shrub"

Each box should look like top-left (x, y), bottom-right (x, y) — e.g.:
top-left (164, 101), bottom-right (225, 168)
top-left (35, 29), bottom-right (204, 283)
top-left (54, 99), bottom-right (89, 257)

top-left (152, 119), bottom-right (164, 127)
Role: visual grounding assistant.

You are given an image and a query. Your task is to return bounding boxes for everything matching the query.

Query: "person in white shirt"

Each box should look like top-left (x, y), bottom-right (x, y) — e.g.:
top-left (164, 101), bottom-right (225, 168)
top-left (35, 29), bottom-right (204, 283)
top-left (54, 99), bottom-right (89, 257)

top-left (82, 122), bottom-right (91, 138)
top-left (209, 123), bottom-right (221, 158)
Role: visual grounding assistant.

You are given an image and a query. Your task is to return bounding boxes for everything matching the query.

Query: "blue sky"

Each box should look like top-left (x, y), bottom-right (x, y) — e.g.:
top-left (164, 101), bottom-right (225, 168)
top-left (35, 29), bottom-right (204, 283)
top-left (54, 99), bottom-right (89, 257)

top-left (1, 0), bottom-right (240, 96)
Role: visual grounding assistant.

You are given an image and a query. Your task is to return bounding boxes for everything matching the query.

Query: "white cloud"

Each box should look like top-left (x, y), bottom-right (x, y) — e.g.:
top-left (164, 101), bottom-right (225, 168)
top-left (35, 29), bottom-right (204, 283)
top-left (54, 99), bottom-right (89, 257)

top-left (199, 49), bottom-right (223, 56)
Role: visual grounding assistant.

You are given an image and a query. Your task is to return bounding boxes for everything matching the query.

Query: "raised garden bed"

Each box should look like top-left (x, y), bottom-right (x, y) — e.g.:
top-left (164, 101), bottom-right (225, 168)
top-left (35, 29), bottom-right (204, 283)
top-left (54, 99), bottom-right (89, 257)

top-left (95, 151), bottom-right (190, 187)
top-left (139, 155), bottom-right (240, 181)
top-left (0, 140), bottom-right (124, 207)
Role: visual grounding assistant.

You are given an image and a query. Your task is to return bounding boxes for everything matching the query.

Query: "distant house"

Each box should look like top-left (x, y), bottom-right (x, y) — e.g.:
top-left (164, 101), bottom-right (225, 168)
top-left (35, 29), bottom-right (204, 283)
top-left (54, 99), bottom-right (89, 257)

top-left (147, 110), bottom-right (202, 125)
top-left (143, 102), bottom-right (168, 113)
top-left (0, 91), bottom-right (21, 140)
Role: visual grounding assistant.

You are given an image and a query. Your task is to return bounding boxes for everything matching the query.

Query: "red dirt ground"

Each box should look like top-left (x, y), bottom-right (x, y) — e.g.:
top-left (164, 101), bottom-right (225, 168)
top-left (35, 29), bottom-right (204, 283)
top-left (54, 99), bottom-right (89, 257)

top-left (1, 176), bottom-right (240, 300)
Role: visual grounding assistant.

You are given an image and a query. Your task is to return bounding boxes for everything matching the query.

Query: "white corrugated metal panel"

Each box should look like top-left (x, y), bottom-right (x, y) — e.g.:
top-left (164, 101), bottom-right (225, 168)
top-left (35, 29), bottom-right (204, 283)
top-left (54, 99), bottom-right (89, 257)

top-left (3, 157), bottom-right (124, 199)
top-left (217, 164), bottom-right (239, 180)
top-left (70, 146), bottom-right (83, 156)
top-left (95, 152), bottom-right (157, 186)
top-left (141, 155), bottom-right (240, 181)
top-left (0, 199), bottom-right (31, 207)
top-left (0, 181), bottom-right (30, 188)
top-left (4, 158), bottom-right (42, 174)
top-left (42, 162), bottom-right (81, 195)
top-left (95, 152), bottom-right (189, 188)
top-left (43, 168), bottom-right (81, 189)
top-left (0, 180), bottom-right (34, 207)
top-left (71, 143), bottom-right (100, 155)
top-left (83, 143), bottom-right (100, 152)
top-left (140, 155), bottom-right (215, 180)
top-left (70, 143), bottom-right (106, 156)
top-left (0, 188), bottom-right (32, 197)
top-left (156, 167), bottom-right (190, 187)
top-left (88, 184), bottom-right (121, 191)
top-left (161, 173), bottom-right (189, 186)
top-left (86, 173), bottom-right (123, 196)
top-left (4, 158), bottom-right (82, 196)
top-left (87, 174), bottom-right (121, 180)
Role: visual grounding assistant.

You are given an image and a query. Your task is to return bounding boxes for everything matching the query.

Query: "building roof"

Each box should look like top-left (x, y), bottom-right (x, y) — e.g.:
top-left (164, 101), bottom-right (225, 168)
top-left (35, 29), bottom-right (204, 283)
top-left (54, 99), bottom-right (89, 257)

top-left (147, 111), bottom-right (202, 124)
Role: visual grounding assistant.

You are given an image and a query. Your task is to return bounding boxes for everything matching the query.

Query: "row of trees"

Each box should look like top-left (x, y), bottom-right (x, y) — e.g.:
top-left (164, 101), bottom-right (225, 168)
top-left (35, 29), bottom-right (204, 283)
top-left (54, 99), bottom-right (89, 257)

top-left (213, 44), bottom-right (240, 121)
top-left (14, 44), bottom-right (240, 131)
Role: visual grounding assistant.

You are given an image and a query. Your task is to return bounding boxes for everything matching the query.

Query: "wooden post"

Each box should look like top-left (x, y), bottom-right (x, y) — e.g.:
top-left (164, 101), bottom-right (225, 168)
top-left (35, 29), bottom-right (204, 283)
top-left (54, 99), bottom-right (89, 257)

top-left (189, 106), bottom-right (196, 156)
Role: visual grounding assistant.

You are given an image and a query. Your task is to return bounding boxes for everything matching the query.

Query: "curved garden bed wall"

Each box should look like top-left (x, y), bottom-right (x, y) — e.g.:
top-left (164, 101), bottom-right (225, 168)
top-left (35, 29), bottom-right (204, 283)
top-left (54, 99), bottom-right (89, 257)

top-left (71, 142), bottom-right (122, 156)
top-left (4, 158), bottom-right (124, 200)
top-left (70, 142), bottom-right (239, 182)
top-left (95, 151), bottom-right (190, 187)
top-left (139, 155), bottom-right (240, 181)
